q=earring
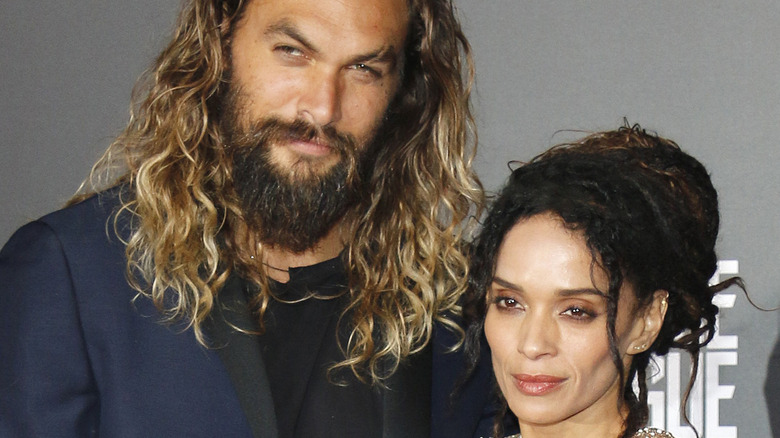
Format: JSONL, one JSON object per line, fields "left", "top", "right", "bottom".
{"left": 633, "top": 344, "right": 646, "bottom": 351}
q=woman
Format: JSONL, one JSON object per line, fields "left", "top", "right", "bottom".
{"left": 464, "top": 125, "right": 741, "bottom": 438}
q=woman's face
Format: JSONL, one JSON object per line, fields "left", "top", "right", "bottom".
{"left": 484, "top": 213, "right": 647, "bottom": 432}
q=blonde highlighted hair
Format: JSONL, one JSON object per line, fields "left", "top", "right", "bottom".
{"left": 76, "top": 0, "right": 482, "bottom": 382}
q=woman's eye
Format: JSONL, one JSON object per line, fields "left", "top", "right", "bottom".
{"left": 493, "top": 296, "right": 521, "bottom": 310}
{"left": 562, "top": 306, "right": 596, "bottom": 320}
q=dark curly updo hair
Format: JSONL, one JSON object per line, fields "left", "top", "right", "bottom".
{"left": 463, "top": 124, "right": 741, "bottom": 438}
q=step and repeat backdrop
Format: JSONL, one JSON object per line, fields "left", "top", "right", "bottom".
{"left": 2, "top": 1, "right": 778, "bottom": 436}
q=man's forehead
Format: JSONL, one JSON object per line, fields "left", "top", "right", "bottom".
{"left": 244, "top": 0, "right": 409, "bottom": 58}
{"left": 247, "top": 0, "right": 410, "bottom": 29}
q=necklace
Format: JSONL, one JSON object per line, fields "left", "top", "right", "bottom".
{"left": 262, "top": 261, "right": 289, "bottom": 273}
{"left": 247, "top": 255, "right": 290, "bottom": 273}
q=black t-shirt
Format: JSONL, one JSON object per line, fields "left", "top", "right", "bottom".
{"left": 249, "top": 256, "right": 382, "bottom": 438}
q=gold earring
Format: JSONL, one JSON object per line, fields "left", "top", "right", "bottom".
{"left": 634, "top": 344, "right": 646, "bottom": 351}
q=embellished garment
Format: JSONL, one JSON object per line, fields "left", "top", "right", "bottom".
{"left": 504, "top": 427, "right": 674, "bottom": 438}
{"left": 633, "top": 427, "right": 675, "bottom": 437}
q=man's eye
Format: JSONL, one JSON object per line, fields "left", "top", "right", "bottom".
{"left": 276, "top": 45, "right": 304, "bottom": 57}
{"left": 350, "top": 63, "right": 382, "bottom": 79}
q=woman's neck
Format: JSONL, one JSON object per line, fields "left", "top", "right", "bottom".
{"left": 517, "top": 411, "right": 625, "bottom": 438}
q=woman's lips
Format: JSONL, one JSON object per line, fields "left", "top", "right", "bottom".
{"left": 512, "top": 374, "right": 566, "bottom": 396}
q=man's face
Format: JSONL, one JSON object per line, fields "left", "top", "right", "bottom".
{"left": 225, "top": 0, "right": 409, "bottom": 252}
{"left": 228, "top": 0, "right": 409, "bottom": 176}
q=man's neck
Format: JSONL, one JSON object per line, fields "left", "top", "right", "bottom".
{"left": 260, "top": 224, "right": 345, "bottom": 283}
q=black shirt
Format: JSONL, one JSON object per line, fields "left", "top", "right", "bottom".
{"left": 248, "top": 256, "right": 382, "bottom": 438}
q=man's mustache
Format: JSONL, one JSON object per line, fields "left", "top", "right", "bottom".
{"left": 240, "top": 118, "right": 357, "bottom": 155}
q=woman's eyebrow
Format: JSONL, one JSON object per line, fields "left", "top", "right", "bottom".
{"left": 557, "top": 288, "right": 607, "bottom": 298}
{"left": 492, "top": 276, "right": 522, "bottom": 291}
{"left": 492, "top": 276, "right": 607, "bottom": 298}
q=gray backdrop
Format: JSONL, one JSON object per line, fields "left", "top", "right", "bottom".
{"left": 2, "top": 1, "right": 778, "bottom": 437}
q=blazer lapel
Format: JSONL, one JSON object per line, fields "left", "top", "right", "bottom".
{"left": 203, "top": 274, "right": 279, "bottom": 438}
{"left": 382, "top": 344, "right": 432, "bottom": 438}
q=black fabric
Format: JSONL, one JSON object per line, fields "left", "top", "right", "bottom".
{"left": 253, "top": 256, "right": 383, "bottom": 438}
{"left": 207, "top": 255, "right": 434, "bottom": 438}
{"left": 382, "top": 343, "right": 432, "bottom": 438}
{"left": 204, "top": 275, "right": 280, "bottom": 438}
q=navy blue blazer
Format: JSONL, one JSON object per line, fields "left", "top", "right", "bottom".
{"left": 0, "top": 188, "right": 494, "bottom": 437}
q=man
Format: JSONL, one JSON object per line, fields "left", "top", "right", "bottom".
{"left": 0, "top": 0, "right": 495, "bottom": 437}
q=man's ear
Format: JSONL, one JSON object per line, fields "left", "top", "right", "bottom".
{"left": 627, "top": 290, "right": 669, "bottom": 355}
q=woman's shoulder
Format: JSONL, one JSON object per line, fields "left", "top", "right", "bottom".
{"left": 633, "top": 427, "right": 675, "bottom": 437}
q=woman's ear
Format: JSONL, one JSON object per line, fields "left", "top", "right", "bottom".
{"left": 627, "top": 290, "right": 669, "bottom": 355}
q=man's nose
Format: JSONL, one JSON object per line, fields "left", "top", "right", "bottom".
{"left": 297, "top": 71, "right": 342, "bottom": 127}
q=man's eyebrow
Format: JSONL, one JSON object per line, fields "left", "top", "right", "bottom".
{"left": 350, "top": 46, "right": 399, "bottom": 68}
{"left": 265, "top": 20, "right": 320, "bottom": 55}
{"left": 265, "top": 19, "right": 400, "bottom": 68}
{"left": 491, "top": 276, "right": 607, "bottom": 298}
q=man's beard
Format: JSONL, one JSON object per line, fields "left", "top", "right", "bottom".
{"left": 224, "top": 99, "right": 368, "bottom": 254}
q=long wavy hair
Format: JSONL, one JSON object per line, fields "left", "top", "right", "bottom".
{"left": 74, "top": 0, "right": 482, "bottom": 383}
{"left": 464, "top": 124, "right": 741, "bottom": 437}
